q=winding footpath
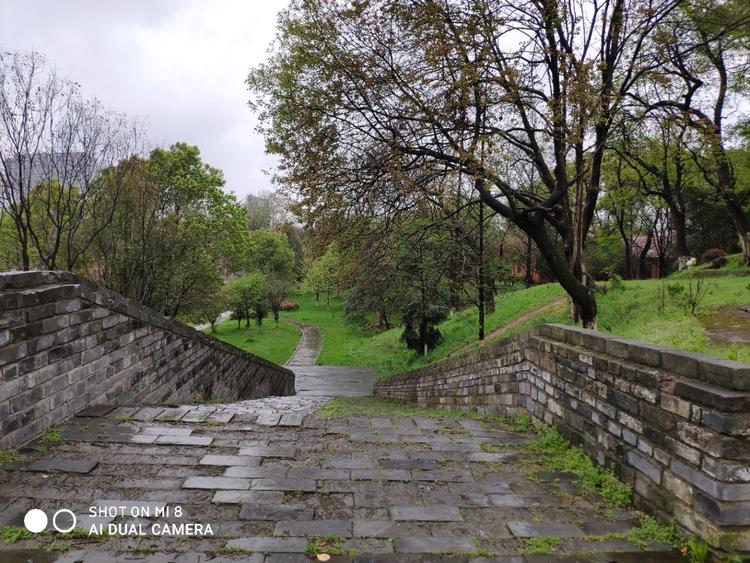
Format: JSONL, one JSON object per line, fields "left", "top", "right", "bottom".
{"left": 284, "top": 319, "right": 324, "bottom": 366}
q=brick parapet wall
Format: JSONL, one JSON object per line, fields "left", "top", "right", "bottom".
{"left": 0, "top": 270, "right": 295, "bottom": 449}
{"left": 375, "top": 323, "right": 750, "bottom": 553}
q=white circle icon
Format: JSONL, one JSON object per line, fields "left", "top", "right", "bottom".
{"left": 52, "top": 509, "right": 77, "bottom": 533}
{"left": 24, "top": 509, "right": 48, "bottom": 533}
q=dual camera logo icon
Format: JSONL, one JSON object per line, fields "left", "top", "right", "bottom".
{"left": 24, "top": 508, "right": 77, "bottom": 533}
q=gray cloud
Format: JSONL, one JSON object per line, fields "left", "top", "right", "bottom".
{"left": 0, "top": 0, "right": 287, "bottom": 198}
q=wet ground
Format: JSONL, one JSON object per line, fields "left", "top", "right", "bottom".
{"left": 0, "top": 383, "right": 679, "bottom": 562}
{"left": 0, "top": 328, "right": 680, "bottom": 561}
{"left": 700, "top": 304, "right": 750, "bottom": 346}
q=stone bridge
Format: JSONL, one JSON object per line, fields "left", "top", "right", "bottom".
{"left": 0, "top": 271, "right": 748, "bottom": 561}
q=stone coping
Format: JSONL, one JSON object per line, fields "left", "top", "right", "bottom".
{"left": 0, "top": 270, "right": 294, "bottom": 378}
{"left": 539, "top": 323, "right": 750, "bottom": 391}
{"left": 377, "top": 321, "right": 749, "bottom": 392}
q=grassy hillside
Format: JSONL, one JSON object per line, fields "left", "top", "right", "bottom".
{"left": 670, "top": 253, "right": 750, "bottom": 279}
{"left": 282, "top": 274, "right": 750, "bottom": 376}
{"left": 205, "top": 318, "right": 301, "bottom": 365}
{"left": 282, "top": 285, "right": 565, "bottom": 376}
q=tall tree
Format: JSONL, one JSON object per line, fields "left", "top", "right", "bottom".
{"left": 633, "top": 0, "right": 750, "bottom": 262}
{"left": 0, "top": 51, "right": 141, "bottom": 271}
{"left": 249, "top": 0, "right": 680, "bottom": 327}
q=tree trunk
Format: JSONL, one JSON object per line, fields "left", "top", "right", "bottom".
{"left": 527, "top": 217, "right": 597, "bottom": 328}
{"left": 725, "top": 197, "right": 750, "bottom": 265}
{"left": 484, "top": 273, "right": 495, "bottom": 315}
{"left": 616, "top": 214, "right": 632, "bottom": 280}
{"left": 670, "top": 204, "right": 690, "bottom": 258}
{"left": 477, "top": 199, "right": 485, "bottom": 341}
{"left": 525, "top": 233, "right": 533, "bottom": 286}
{"left": 638, "top": 230, "right": 654, "bottom": 279}
{"left": 477, "top": 191, "right": 598, "bottom": 328}
{"left": 622, "top": 240, "right": 632, "bottom": 280}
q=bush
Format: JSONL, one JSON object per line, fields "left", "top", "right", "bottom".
{"left": 280, "top": 300, "right": 300, "bottom": 311}
{"left": 700, "top": 247, "right": 726, "bottom": 264}
{"left": 401, "top": 302, "right": 447, "bottom": 355}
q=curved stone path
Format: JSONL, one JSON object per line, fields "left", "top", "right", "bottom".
{"left": 284, "top": 319, "right": 323, "bottom": 366}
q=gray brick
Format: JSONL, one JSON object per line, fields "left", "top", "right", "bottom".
{"left": 507, "top": 521, "right": 583, "bottom": 537}
{"left": 225, "top": 537, "right": 308, "bottom": 553}
{"left": 274, "top": 519, "right": 352, "bottom": 537}
{"left": 390, "top": 505, "right": 463, "bottom": 521}
{"left": 182, "top": 476, "right": 251, "bottom": 490}
{"left": 393, "top": 537, "right": 476, "bottom": 554}
{"left": 626, "top": 450, "right": 662, "bottom": 484}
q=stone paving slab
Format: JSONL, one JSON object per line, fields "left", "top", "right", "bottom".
{"left": 507, "top": 520, "right": 584, "bottom": 538}
{"left": 390, "top": 505, "right": 463, "bottom": 522}
{"left": 225, "top": 537, "right": 308, "bottom": 553}
{"left": 155, "top": 435, "right": 213, "bottom": 446}
{"left": 239, "top": 503, "right": 313, "bottom": 521}
{"left": 27, "top": 458, "right": 98, "bottom": 474}
{"left": 199, "top": 455, "right": 260, "bottom": 466}
{"left": 0, "top": 393, "right": 682, "bottom": 561}
{"left": 250, "top": 478, "right": 316, "bottom": 492}
{"left": 223, "top": 465, "right": 286, "bottom": 479}
{"left": 182, "top": 476, "right": 251, "bottom": 490}
{"left": 238, "top": 446, "right": 296, "bottom": 458}
{"left": 211, "top": 490, "right": 283, "bottom": 504}
{"left": 393, "top": 536, "right": 477, "bottom": 553}
{"left": 76, "top": 404, "right": 117, "bottom": 418}
{"left": 274, "top": 519, "right": 353, "bottom": 537}
{"left": 140, "top": 426, "right": 194, "bottom": 436}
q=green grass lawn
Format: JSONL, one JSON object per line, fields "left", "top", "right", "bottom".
{"left": 584, "top": 276, "right": 750, "bottom": 363}
{"left": 280, "top": 272, "right": 750, "bottom": 376}
{"left": 205, "top": 318, "right": 301, "bottom": 365}
{"left": 481, "top": 275, "right": 750, "bottom": 363}
{"left": 281, "top": 284, "right": 565, "bottom": 376}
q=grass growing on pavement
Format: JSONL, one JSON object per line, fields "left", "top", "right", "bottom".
{"left": 32, "top": 426, "right": 62, "bottom": 452}
{"left": 305, "top": 535, "right": 345, "bottom": 556}
{"left": 627, "top": 513, "right": 680, "bottom": 549}
{"left": 318, "top": 396, "right": 535, "bottom": 433}
{"left": 1, "top": 527, "right": 34, "bottom": 543}
{"left": 0, "top": 450, "right": 22, "bottom": 467}
{"left": 206, "top": 317, "right": 301, "bottom": 365}
{"left": 522, "top": 536, "right": 561, "bottom": 554}
{"left": 525, "top": 426, "right": 632, "bottom": 508}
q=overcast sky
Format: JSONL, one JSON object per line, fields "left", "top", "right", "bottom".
{"left": 0, "top": 0, "right": 289, "bottom": 199}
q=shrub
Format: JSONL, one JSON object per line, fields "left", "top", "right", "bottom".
{"left": 280, "top": 300, "right": 300, "bottom": 311}
{"left": 401, "top": 302, "right": 447, "bottom": 355}
{"left": 700, "top": 247, "right": 725, "bottom": 264}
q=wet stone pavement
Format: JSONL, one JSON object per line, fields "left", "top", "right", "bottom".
{"left": 0, "top": 389, "right": 682, "bottom": 562}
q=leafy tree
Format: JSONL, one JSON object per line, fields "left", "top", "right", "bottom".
{"left": 0, "top": 51, "right": 140, "bottom": 272}
{"left": 227, "top": 273, "right": 266, "bottom": 332}
{"left": 246, "top": 190, "right": 290, "bottom": 230}
{"left": 265, "top": 276, "right": 288, "bottom": 323}
{"left": 192, "top": 281, "right": 226, "bottom": 333}
{"left": 344, "top": 252, "right": 410, "bottom": 330}
{"left": 401, "top": 302, "right": 448, "bottom": 356}
{"left": 243, "top": 229, "right": 296, "bottom": 281}
{"left": 303, "top": 247, "right": 343, "bottom": 308}
{"left": 638, "top": 0, "right": 750, "bottom": 263}
{"left": 249, "top": 0, "right": 682, "bottom": 328}
{"left": 276, "top": 221, "right": 305, "bottom": 280}
{"left": 89, "top": 144, "right": 247, "bottom": 319}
